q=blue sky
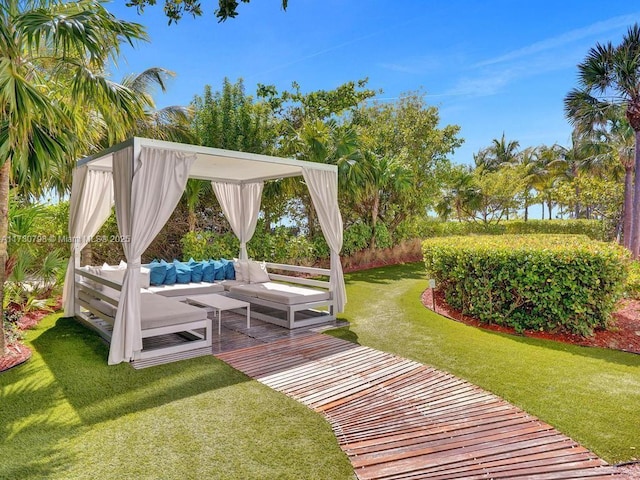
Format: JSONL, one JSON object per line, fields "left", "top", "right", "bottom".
{"left": 107, "top": 0, "right": 639, "bottom": 166}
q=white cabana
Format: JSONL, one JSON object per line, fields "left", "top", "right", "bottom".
{"left": 63, "top": 137, "right": 347, "bottom": 365}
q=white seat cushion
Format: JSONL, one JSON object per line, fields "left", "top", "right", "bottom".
{"left": 78, "top": 290, "right": 206, "bottom": 329}
{"left": 229, "top": 282, "right": 330, "bottom": 306}
{"left": 139, "top": 293, "right": 206, "bottom": 329}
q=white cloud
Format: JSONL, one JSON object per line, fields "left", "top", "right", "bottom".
{"left": 475, "top": 13, "right": 638, "bottom": 68}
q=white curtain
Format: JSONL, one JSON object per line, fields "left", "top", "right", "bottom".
{"left": 62, "top": 165, "right": 114, "bottom": 316}
{"left": 302, "top": 168, "right": 347, "bottom": 312}
{"left": 109, "top": 146, "right": 195, "bottom": 365}
{"left": 212, "top": 181, "right": 263, "bottom": 260}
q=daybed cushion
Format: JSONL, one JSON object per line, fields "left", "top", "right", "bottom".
{"left": 139, "top": 293, "right": 206, "bottom": 330}
{"left": 78, "top": 290, "right": 206, "bottom": 329}
{"left": 147, "top": 282, "right": 224, "bottom": 297}
{"left": 211, "top": 260, "right": 226, "bottom": 281}
{"left": 229, "top": 282, "right": 330, "bottom": 306}
{"left": 219, "top": 280, "right": 246, "bottom": 291}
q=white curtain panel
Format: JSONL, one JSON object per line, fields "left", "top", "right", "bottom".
{"left": 62, "top": 165, "right": 114, "bottom": 316}
{"left": 212, "top": 181, "right": 264, "bottom": 260}
{"left": 109, "top": 146, "right": 196, "bottom": 365}
{"left": 302, "top": 168, "right": 347, "bottom": 312}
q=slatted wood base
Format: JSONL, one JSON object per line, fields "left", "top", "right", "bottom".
{"left": 216, "top": 334, "right": 620, "bottom": 480}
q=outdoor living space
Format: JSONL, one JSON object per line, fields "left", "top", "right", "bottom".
{"left": 65, "top": 137, "right": 347, "bottom": 368}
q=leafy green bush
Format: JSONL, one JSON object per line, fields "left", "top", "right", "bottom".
{"left": 343, "top": 222, "right": 371, "bottom": 256}
{"left": 181, "top": 223, "right": 315, "bottom": 264}
{"left": 625, "top": 261, "right": 640, "bottom": 299}
{"left": 180, "top": 231, "right": 238, "bottom": 260}
{"left": 413, "top": 218, "right": 607, "bottom": 241}
{"left": 423, "top": 235, "right": 628, "bottom": 335}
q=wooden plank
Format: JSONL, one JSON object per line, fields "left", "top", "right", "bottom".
{"left": 214, "top": 332, "right": 620, "bottom": 480}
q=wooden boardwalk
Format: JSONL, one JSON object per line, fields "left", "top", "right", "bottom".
{"left": 217, "top": 333, "right": 620, "bottom": 480}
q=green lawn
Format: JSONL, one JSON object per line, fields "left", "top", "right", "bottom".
{"left": 328, "top": 262, "right": 640, "bottom": 464}
{"left": 0, "top": 315, "right": 354, "bottom": 480}
{"left": 2, "top": 262, "right": 638, "bottom": 478}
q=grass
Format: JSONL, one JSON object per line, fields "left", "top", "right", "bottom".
{"left": 0, "top": 315, "right": 354, "bottom": 480}
{"left": 327, "top": 262, "right": 640, "bottom": 464}
{"left": 2, "top": 262, "right": 638, "bottom": 477}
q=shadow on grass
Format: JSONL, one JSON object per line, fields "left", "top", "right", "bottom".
{"left": 425, "top": 306, "right": 640, "bottom": 369}
{"left": 324, "top": 325, "right": 360, "bottom": 345}
{"left": 28, "top": 316, "right": 250, "bottom": 424}
{"left": 496, "top": 328, "right": 640, "bottom": 368}
{"left": 1, "top": 315, "right": 252, "bottom": 479}
{"left": 344, "top": 262, "right": 425, "bottom": 285}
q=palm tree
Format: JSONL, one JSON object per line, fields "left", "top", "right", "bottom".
{"left": 480, "top": 134, "right": 520, "bottom": 171}
{"left": 564, "top": 23, "right": 640, "bottom": 256}
{"left": 122, "top": 67, "right": 193, "bottom": 143}
{"left": 0, "top": 0, "right": 147, "bottom": 354}
{"left": 282, "top": 118, "right": 360, "bottom": 237}
{"left": 346, "top": 152, "right": 412, "bottom": 250}
{"left": 435, "top": 166, "right": 480, "bottom": 222}
{"left": 580, "top": 113, "right": 634, "bottom": 246}
{"left": 510, "top": 147, "right": 538, "bottom": 221}
{"left": 531, "top": 145, "right": 564, "bottom": 220}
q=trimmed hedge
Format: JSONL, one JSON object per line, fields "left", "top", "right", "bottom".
{"left": 423, "top": 235, "right": 629, "bottom": 335}
{"left": 414, "top": 219, "right": 607, "bottom": 241}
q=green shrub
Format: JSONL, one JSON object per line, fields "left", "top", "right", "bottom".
{"left": 625, "top": 261, "right": 640, "bottom": 299}
{"left": 180, "top": 231, "right": 238, "bottom": 260}
{"left": 415, "top": 218, "right": 607, "bottom": 241}
{"left": 374, "top": 223, "right": 393, "bottom": 249}
{"left": 181, "top": 224, "right": 315, "bottom": 264}
{"left": 423, "top": 235, "right": 629, "bottom": 336}
{"left": 343, "top": 222, "right": 371, "bottom": 256}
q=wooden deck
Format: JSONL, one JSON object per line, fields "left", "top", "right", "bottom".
{"left": 217, "top": 334, "right": 620, "bottom": 480}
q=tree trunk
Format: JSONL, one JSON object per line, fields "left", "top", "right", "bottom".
{"left": 370, "top": 195, "right": 379, "bottom": 251}
{"left": 0, "top": 159, "right": 10, "bottom": 355}
{"left": 631, "top": 130, "right": 640, "bottom": 258}
{"left": 547, "top": 199, "right": 552, "bottom": 220}
{"left": 623, "top": 166, "right": 634, "bottom": 249}
{"left": 541, "top": 201, "right": 545, "bottom": 220}
{"left": 188, "top": 208, "right": 196, "bottom": 233}
{"left": 81, "top": 243, "right": 93, "bottom": 266}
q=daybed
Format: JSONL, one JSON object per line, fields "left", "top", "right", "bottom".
{"left": 226, "top": 261, "right": 335, "bottom": 329}
{"left": 74, "top": 266, "right": 213, "bottom": 367}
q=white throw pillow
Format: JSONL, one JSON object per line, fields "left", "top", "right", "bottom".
{"left": 81, "top": 265, "right": 103, "bottom": 292}
{"left": 248, "top": 260, "right": 270, "bottom": 283}
{"left": 99, "top": 262, "right": 151, "bottom": 288}
{"left": 232, "top": 259, "right": 250, "bottom": 283}
{"left": 100, "top": 263, "right": 126, "bottom": 284}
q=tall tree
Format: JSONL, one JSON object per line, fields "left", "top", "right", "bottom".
{"left": 123, "top": 68, "right": 193, "bottom": 143}
{"left": 192, "top": 78, "right": 278, "bottom": 154}
{"left": 352, "top": 91, "right": 462, "bottom": 236}
{"left": 481, "top": 133, "right": 520, "bottom": 171}
{"left": 0, "top": 0, "right": 147, "bottom": 355}
{"left": 564, "top": 23, "right": 640, "bottom": 256}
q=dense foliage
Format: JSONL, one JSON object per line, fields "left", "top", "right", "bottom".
{"left": 413, "top": 219, "right": 608, "bottom": 241}
{"left": 423, "top": 235, "right": 629, "bottom": 335}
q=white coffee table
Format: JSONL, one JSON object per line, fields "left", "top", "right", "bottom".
{"left": 186, "top": 294, "right": 250, "bottom": 335}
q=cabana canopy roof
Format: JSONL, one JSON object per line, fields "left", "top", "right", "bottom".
{"left": 79, "top": 137, "right": 336, "bottom": 183}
